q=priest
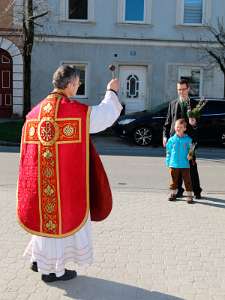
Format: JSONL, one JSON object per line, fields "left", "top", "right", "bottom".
{"left": 17, "top": 65, "right": 122, "bottom": 282}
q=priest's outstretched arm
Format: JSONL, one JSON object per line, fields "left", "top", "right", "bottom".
{"left": 90, "top": 79, "right": 122, "bottom": 134}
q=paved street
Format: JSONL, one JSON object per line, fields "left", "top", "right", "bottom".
{"left": 0, "top": 136, "right": 225, "bottom": 300}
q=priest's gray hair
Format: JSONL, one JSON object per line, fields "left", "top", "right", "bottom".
{"left": 52, "top": 65, "right": 80, "bottom": 89}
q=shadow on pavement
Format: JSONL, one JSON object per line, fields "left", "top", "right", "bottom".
{"left": 194, "top": 196, "right": 225, "bottom": 208}
{"left": 50, "top": 275, "right": 184, "bottom": 300}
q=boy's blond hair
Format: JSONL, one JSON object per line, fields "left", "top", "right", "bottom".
{"left": 175, "top": 118, "right": 187, "bottom": 128}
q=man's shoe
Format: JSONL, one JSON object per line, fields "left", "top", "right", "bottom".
{"left": 168, "top": 194, "right": 176, "bottom": 201}
{"left": 176, "top": 188, "right": 184, "bottom": 198}
{"left": 31, "top": 261, "right": 38, "bottom": 272}
{"left": 42, "top": 269, "right": 77, "bottom": 283}
{"left": 195, "top": 194, "right": 201, "bottom": 199}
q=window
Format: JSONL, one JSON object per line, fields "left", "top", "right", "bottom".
{"left": 125, "top": 0, "right": 144, "bottom": 22}
{"left": 201, "top": 101, "right": 225, "bottom": 115}
{"left": 126, "top": 74, "right": 139, "bottom": 98}
{"left": 5, "top": 94, "right": 12, "bottom": 106}
{"left": 76, "top": 64, "right": 86, "bottom": 97}
{"left": 178, "top": 67, "right": 202, "bottom": 97}
{"left": 176, "top": 0, "right": 211, "bottom": 26}
{"left": 62, "top": 63, "right": 88, "bottom": 98}
{"left": 118, "top": 0, "right": 152, "bottom": 24}
{"left": 60, "top": 0, "right": 95, "bottom": 22}
{"left": 2, "top": 71, "right": 11, "bottom": 88}
{"left": 184, "top": 0, "right": 203, "bottom": 24}
{"left": 2, "top": 55, "right": 11, "bottom": 63}
{"left": 69, "top": 0, "right": 88, "bottom": 20}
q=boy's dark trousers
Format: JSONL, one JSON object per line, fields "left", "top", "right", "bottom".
{"left": 177, "top": 158, "right": 202, "bottom": 196}
{"left": 170, "top": 168, "right": 192, "bottom": 192}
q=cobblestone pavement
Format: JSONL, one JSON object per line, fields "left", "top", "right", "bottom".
{"left": 0, "top": 147, "right": 225, "bottom": 300}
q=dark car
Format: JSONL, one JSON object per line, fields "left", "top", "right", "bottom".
{"left": 113, "top": 98, "right": 225, "bottom": 146}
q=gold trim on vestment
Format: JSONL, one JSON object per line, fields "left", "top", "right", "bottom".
{"left": 55, "top": 117, "right": 81, "bottom": 121}
{"left": 86, "top": 107, "right": 91, "bottom": 216}
{"left": 55, "top": 97, "right": 62, "bottom": 235}
{"left": 38, "top": 142, "right": 43, "bottom": 232}
{"left": 56, "top": 144, "right": 62, "bottom": 234}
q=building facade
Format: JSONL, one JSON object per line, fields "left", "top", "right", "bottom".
{"left": 0, "top": 0, "right": 24, "bottom": 118}
{"left": 31, "top": 0, "right": 225, "bottom": 113}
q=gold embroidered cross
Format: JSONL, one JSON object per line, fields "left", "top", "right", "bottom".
{"left": 23, "top": 95, "right": 82, "bottom": 235}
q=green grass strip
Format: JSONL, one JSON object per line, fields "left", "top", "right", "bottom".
{"left": 0, "top": 120, "right": 24, "bottom": 142}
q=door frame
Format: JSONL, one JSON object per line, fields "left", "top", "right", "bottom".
{"left": 0, "top": 38, "right": 23, "bottom": 117}
{"left": 0, "top": 48, "right": 13, "bottom": 117}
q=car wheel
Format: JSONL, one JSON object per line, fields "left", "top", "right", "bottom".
{"left": 133, "top": 127, "right": 153, "bottom": 146}
{"left": 221, "top": 131, "right": 225, "bottom": 146}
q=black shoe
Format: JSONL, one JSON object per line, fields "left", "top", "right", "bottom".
{"left": 195, "top": 194, "right": 201, "bottom": 199}
{"left": 176, "top": 188, "right": 184, "bottom": 198}
{"left": 42, "top": 269, "right": 77, "bottom": 283}
{"left": 31, "top": 261, "right": 38, "bottom": 272}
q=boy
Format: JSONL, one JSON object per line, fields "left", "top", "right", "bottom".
{"left": 166, "top": 119, "right": 194, "bottom": 204}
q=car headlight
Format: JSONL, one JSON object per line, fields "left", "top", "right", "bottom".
{"left": 118, "top": 118, "right": 136, "bottom": 125}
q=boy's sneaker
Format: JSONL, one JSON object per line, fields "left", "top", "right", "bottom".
{"left": 187, "top": 197, "right": 194, "bottom": 204}
{"left": 168, "top": 194, "right": 176, "bottom": 201}
{"left": 187, "top": 191, "right": 194, "bottom": 204}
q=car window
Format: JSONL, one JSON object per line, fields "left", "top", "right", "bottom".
{"left": 159, "top": 107, "right": 169, "bottom": 116}
{"left": 201, "top": 101, "right": 225, "bottom": 115}
{"left": 151, "top": 103, "right": 169, "bottom": 115}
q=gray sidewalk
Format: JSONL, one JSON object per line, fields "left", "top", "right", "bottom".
{"left": 0, "top": 143, "right": 225, "bottom": 300}
{"left": 1, "top": 188, "right": 225, "bottom": 300}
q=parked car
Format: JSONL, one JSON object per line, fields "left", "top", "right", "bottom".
{"left": 113, "top": 98, "right": 225, "bottom": 146}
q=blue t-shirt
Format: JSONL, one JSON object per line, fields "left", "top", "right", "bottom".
{"left": 166, "top": 134, "right": 192, "bottom": 168}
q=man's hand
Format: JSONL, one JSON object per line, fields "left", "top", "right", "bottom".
{"left": 189, "top": 117, "right": 197, "bottom": 126}
{"left": 163, "top": 137, "right": 167, "bottom": 148}
{"left": 107, "top": 79, "right": 119, "bottom": 93}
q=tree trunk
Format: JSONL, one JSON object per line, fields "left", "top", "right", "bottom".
{"left": 23, "top": 0, "right": 34, "bottom": 118}
{"left": 23, "top": 53, "right": 32, "bottom": 117}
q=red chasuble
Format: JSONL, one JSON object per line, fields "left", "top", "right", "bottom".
{"left": 17, "top": 93, "right": 112, "bottom": 238}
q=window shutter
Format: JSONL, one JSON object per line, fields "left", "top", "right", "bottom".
{"left": 184, "top": 0, "right": 203, "bottom": 24}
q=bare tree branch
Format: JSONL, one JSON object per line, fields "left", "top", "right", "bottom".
{"left": 199, "top": 17, "right": 225, "bottom": 96}
{"left": 33, "top": 22, "right": 44, "bottom": 27}
{"left": 28, "top": 10, "right": 48, "bottom": 21}
{"left": 205, "top": 48, "right": 225, "bottom": 74}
